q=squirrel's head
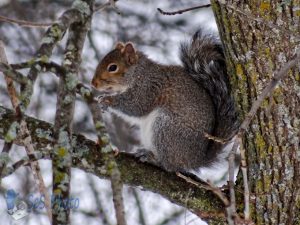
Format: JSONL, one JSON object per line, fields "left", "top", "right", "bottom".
{"left": 91, "top": 42, "right": 138, "bottom": 94}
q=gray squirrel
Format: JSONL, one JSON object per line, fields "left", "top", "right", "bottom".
{"left": 91, "top": 31, "right": 239, "bottom": 174}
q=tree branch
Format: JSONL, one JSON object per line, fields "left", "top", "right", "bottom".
{"left": 0, "top": 105, "right": 226, "bottom": 223}
{"left": 0, "top": 15, "right": 52, "bottom": 28}
{"left": 85, "top": 82, "right": 127, "bottom": 224}
{"left": 19, "top": 8, "right": 83, "bottom": 112}
{"left": 0, "top": 41, "right": 53, "bottom": 223}
{"left": 51, "top": 0, "right": 94, "bottom": 224}
{"left": 157, "top": 4, "right": 211, "bottom": 16}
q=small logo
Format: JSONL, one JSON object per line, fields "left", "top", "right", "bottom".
{"left": 4, "top": 189, "right": 80, "bottom": 221}
{"left": 5, "top": 189, "right": 28, "bottom": 220}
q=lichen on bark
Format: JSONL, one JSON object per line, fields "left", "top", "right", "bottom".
{"left": 211, "top": 1, "right": 300, "bottom": 224}
{"left": 0, "top": 105, "right": 226, "bottom": 224}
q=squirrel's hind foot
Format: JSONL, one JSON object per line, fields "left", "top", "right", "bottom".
{"left": 134, "top": 148, "right": 158, "bottom": 165}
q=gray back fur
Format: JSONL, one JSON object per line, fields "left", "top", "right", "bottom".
{"left": 180, "top": 31, "right": 239, "bottom": 158}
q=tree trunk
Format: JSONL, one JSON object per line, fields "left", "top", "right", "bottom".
{"left": 211, "top": 0, "right": 300, "bottom": 224}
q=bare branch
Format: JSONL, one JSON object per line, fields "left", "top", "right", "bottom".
{"left": 110, "top": 160, "right": 127, "bottom": 225}
{"left": 132, "top": 188, "right": 147, "bottom": 225}
{"left": 156, "top": 210, "right": 184, "bottom": 225}
{"left": 85, "top": 85, "right": 127, "bottom": 225}
{"left": 88, "top": 176, "right": 113, "bottom": 225}
{"left": 0, "top": 15, "right": 53, "bottom": 28}
{"left": 94, "top": 2, "right": 110, "bottom": 11}
{"left": 0, "top": 41, "right": 19, "bottom": 108}
{"left": 51, "top": 0, "right": 94, "bottom": 224}
{"left": 19, "top": 8, "right": 83, "bottom": 113}
{"left": 10, "top": 60, "right": 66, "bottom": 73}
{"left": 1, "top": 151, "right": 51, "bottom": 178}
{"left": 204, "top": 132, "right": 230, "bottom": 144}
{"left": 1, "top": 15, "right": 90, "bottom": 221}
{"left": 95, "top": 0, "right": 120, "bottom": 14}
{"left": 20, "top": 120, "right": 53, "bottom": 222}
{"left": 0, "top": 41, "right": 17, "bottom": 183}
{"left": 176, "top": 172, "right": 229, "bottom": 207}
{"left": 227, "top": 138, "right": 240, "bottom": 224}
{"left": 0, "top": 142, "right": 13, "bottom": 180}
{"left": 0, "top": 41, "right": 53, "bottom": 223}
{"left": 0, "top": 62, "right": 28, "bottom": 85}
{"left": 240, "top": 142, "right": 250, "bottom": 221}
{"left": 157, "top": 4, "right": 211, "bottom": 16}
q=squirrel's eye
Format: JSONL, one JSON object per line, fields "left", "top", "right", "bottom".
{"left": 107, "top": 64, "right": 118, "bottom": 72}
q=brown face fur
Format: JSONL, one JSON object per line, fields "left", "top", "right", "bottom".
{"left": 91, "top": 42, "right": 138, "bottom": 94}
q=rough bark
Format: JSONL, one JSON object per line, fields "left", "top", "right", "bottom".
{"left": 211, "top": 1, "right": 300, "bottom": 224}
{"left": 51, "top": 0, "right": 94, "bottom": 224}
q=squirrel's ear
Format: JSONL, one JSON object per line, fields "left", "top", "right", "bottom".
{"left": 123, "top": 42, "right": 138, "bottom": 65}
{"left": 115, "top": 42, "right": 125, "bottom": 50}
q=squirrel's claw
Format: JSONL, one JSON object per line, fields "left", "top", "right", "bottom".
{"left": 96, "top": 95, "right": 113, "bottom": 110}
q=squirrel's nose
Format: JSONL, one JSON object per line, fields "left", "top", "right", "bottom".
{"left": 91, "top": 77, "right": 100, "bottom": 88}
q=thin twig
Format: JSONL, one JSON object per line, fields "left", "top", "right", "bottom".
{"left": 19, "top": 8, "right": 83, "bottom": 115}
{"left": 176, "top": 172, "right": 230, "bottom": 206}
{"left": 20, "top": 120, "right": 53, "bottom": 222}
{"left": 86, "top": 93, "right": 127, "bottom": 225}
{"left": 9, "top": 60, "right": 67, "bottom": 75}
{"left": 1, "top": 151, "right": 51, "bottom": 178}
{"left": 0, "top": 42, "right": 16, "bottom": 186}
{"left": 88, "top": 176, "right": 113, "bottom": 225}
{"left": 2, "top": 16, "right": 82, "bottom": 222}
{"left": 177, "top": 172, "right": 244, "bottom": 224}
{"left": 0, "top": 41, "right": 19, "bottom": 108}
{"left": 0, "top": 41, "right": 53, "bottom": 223}
{"left": 132, "top": 188, "right": 147, "bottom": 225}
{"left": 240, "top": 141, "right": 250, "bottom": 221}
{"left": 95, "top": 0, "right": 120, "bottom": 14}
{"left": 110, "top": 162, "right": 127, "bottom": 225}
{"left": 0, "top": 142, "right": 13, "bottom": 181}
{"left": 94, "top": 2, "right": 110, "bottom": 11}
{"left": 204, "top": 132, "right": 231, "bottom": 144}
{"left": 157, "top": 4, "right": 211, "bottom": 16}
{"left": 0, "top": 62, "right": 28, "bottom": 85}
{"left": 227, "top": 137, "right": 240, "bottom": 224}
{"left": 80, "top": 68, "right": 127, "bottom": 225}
{"left": 0, "top": 41, "right": 18, "bottom": 184}
{"left": 156, "top": 210, "right": 184, "bottom": 225}
{"left": 0, "top": 15, "right": 53, "bottom": 28}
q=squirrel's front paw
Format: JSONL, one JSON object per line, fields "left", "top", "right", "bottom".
{"left": 96, "top": 95, "right": 113, "bottom": 110}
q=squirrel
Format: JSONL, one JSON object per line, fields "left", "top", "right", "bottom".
{"left": 91, "top": 31, "right": 239, "bottom": 174}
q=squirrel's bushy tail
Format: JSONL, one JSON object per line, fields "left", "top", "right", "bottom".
{"left": 180, "top": 31, "right": 239, "bottom": 159}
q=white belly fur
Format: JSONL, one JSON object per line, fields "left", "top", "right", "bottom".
{"left": 108, "top": 108, "right": 160, "bottom": 154}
